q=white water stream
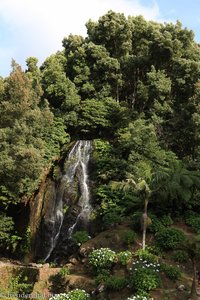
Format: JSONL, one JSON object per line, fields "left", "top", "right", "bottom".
{"left": 44, "top": 140, "right": 92, "bottom": 261}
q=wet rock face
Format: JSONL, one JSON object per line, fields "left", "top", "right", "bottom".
{"left": 32, "top": 141, "right": 92, "bottom": 263}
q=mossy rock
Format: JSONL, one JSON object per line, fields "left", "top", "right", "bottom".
{"left": 79, "top": 225, "right": 136, "bottom": 257}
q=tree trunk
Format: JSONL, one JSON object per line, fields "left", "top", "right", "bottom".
{"left": 142, "top": 198, "right": 148, "bottom": 250}
{"left": 190, "top": 259, "right": 197, "bottom": 296}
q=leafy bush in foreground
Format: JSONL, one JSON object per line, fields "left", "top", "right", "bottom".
{"left": 117, "top": 250, "right": 132, "bottom": 265}
{"left": 88, "top": 248, "right": 116, "bottom": 273}
{"left": 49, "top": 289, "right": 90, "bottom": 300}
{"left": 129, "top": 259, "right": 161, "bottom": 292}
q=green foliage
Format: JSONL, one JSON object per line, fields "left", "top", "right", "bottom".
{"left": 59, "top": 267, "right": 71, "bottom": 277}
{"left": 149, "top": 214, "right": 173, "bottom": 233}
{"left": 182, "top": 235, "right": 200, "bottom": 262}
{"left": 117, "top": 251, "right": 132, "bottom": 265}
{"left": 2, "top": 10, "right": 200, "bottom": 268}
{"left": 49, "top": 289, "right": 91, "bottom": 300}
{"left": 102, "top": 203, "right": 124, "bottom": 227}
{"left": 95, "top": 269, "right": 111, "bottom": 285}
{"left": 92, "top": 139, "right": 127, "bottom": 182}
{"left": 185, "top": 212, "right": 200, "bottom": 233}
{"left": 122, "top": 230, "right": 137, "bottom": 246}
{"left": 8, "top": 271, "right": 33, "bottom": 295}
{"left": 41, "top": 53, "right": 80, "bottom": 113}
{"left": 0, "top": 62, "right": 56, "bottom": 205}
{"left": 172, "top": 250, "right": 189, "bottom": 263}
{"left": 161, "top": 263, "right": 181, "bottom": 282}
{"left": 72, "top": 231, "right": 90, "bottom": 245}
{"left": 135, "top": 248, "right": 158, "bottom": 263}
{"left": 155, "top": 227, "right": 186, "bottom": 250}
{"left": 160, "top": 215, "right": 173, "bottom": 227}
{"left": 104, "top": 275, "right": 128, "bottom": 290}
{"left": 43, "top": 116, "right": 69, "bottom": 159}
{"left": 77, "top": 99, "right": 110, "bottom": 134}
{"left": 20, "top": 226, "right": 31, "bottom": 255}
{"left": 132, "top": 212, "right": 143, "bottom": 231}
{"left": 0, "top": 214, "right": 14, "bottom": 245}
{"left": 0, "top": 214, "right": 21, "bottom": 252}
{"left": 127, "top": 294, "right": 153, "bottom": 300}
{"left": 129, "top": 259, "right": 161, "bottom": 292}
{"left": 88, "top": 248, "right": 116, "bottom": 273}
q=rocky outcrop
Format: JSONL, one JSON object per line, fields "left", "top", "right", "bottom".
{"left": 29, "top": 141, "right": 93, "bottom": 263}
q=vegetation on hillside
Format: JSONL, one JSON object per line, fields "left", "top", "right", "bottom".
{"left": 1, "top": 10, "right": 200, "bottom": 299}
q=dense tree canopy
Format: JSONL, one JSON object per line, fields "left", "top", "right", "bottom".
{"left": 1, "top": 11, "right": 200, "bottom": 258}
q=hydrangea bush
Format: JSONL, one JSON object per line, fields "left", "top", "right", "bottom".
{"left": 117, "top": 250, "right": 132, "bottom": 265}
{"left": 127, "top": 296, "right": 154, "bottom": 300}
{"left": 88, "top": 248, "right": 116, "bottom": 273}
{"left": 135, "top": 248, "right": 158, "bottom": 263}
{"left": 129, "top": 259, "right": 161, "bottom": 292}
{"left": 49, "top": 289, "right": 90, "bottom": 300}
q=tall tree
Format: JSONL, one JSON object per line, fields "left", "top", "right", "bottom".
{"left": 0, "top": 61, "right": 53, "bottom": 205}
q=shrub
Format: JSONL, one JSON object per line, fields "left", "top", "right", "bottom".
{"left": 172, "top": 250, "right": 189, "bottom": 263}
{"left": 59, "top": 267, "right": 70, "bottom": 277}
{"left": 127, "top": 295, "right": 154, "bottom": 300}
{"left": 161, "top": 215, "right": 173, "bottom": 227}
{"left": 0, "top": 214, "right": 14, "bottom": 241}
{"left": 135, "top": 248, "right": 158, "bottom": 263}
{"left": 8, "top": 272, "right": 33, "bottom": 295}
{"left": 88, "top": 248, "right": 116, "bottom": 273}
{"left": 148, "top": 215, "right": 164, "bottom": 233}
{"left": 161, "top": 264, "right": 181, "bottom": 282}
{"left": 49, "top": 289, "right": 90, "bottom": 300}
{"left": 72, "top": 231, "right": 90, "bottom": 245}
{"left": 149, "top": 214, "right": 173, "bottom": 233}
{"left": 95, "top": 270, "right": 110, "bottom": 285}
{"left": 0, "top": 214, "right": 15, "bottom": 250}
{"left": 102, "top": 206, "right": 124, "bottom": 227}
{"left": 155, "top": 228, "right": 185, "bottom": 250}
{"left": 129, "top": 259, "right": 160, "bottom": 292}
{"left": 185, "top": 214, "right": 200, "bottom": 233}
{"left": 117, "top": 251, "right": 132, "bottom": 265}
{"left": 122, "top": 230, "right": 137, "bottom": 245}
{"left": 105, "top": 275, "right": 128, "bottom": 290}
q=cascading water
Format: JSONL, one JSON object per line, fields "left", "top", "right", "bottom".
{"left": 42, "top": 140, "right": 92, "bottom": 262}
{"left": 66, "top": 141, "right": 92, "bottom": 238}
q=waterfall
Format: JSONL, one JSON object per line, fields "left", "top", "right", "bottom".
{"left": 43, "top": 140, "right": 92, "bottom": 261}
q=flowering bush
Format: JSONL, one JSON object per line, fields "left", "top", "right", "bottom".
{"left": 127, "top": 294, "right": 154, "bottom": 300}
{"left": 129, "top": 259, "right": 161, "bottom": 292}
{"left": 135, "top": 248, "right": 157, "bottom": 263}
{"left": 117, "top": 250, "right": 132, "bottom": 265}
{"left": 88, "top": 248, "right": 116, "bottom": 273}
{"left": 49, "top": 289, "right": 90, "bottom": 300}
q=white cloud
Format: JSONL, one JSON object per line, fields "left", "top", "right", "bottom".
{"left": 0, "top": 0, "right": 160, "bottom": 76}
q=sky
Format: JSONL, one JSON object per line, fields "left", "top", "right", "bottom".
{"left": 0, "top": 0, "right": 200, "bottom": 77}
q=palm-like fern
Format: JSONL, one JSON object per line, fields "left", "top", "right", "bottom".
{"left": 111, "top": 161, "right": 200, "bottom": 249}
